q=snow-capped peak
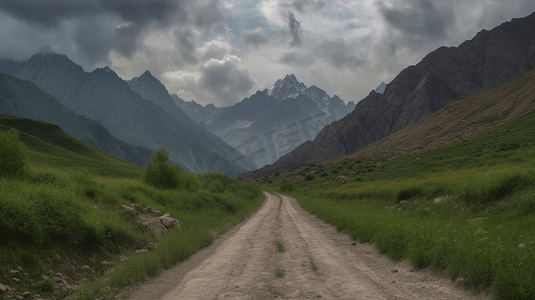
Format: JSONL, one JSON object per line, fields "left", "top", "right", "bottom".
{"left": 268, "top": 74, "right": 308, "bottom": 100}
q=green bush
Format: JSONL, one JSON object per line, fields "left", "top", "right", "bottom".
{"left": 179, "top": 173, "right": 201, "bottom": 192}
{"left": 0, "top": 129, "right": 27, "bottom": 178}
{"left": 396, "top": 186, "right": 424, "bottom": 203}
{"left": 143, "top": 148, "right": 180, "bottom": 189}
{"left": 201, "top": 171, "right": 235, "bottom": 193}
{"left": 280, "top": 179, "right": 295, "bottom": 192}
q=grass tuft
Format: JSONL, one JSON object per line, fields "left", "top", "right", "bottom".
{"left": 310, "top": 258, "right": 318, "bottom": 270}
{"left": 276, "top": 240, "right": 285, "bottom": 252}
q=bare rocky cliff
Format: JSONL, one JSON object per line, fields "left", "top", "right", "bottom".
{"left": 241, "top": 11, "right": 535, "bottom": 178}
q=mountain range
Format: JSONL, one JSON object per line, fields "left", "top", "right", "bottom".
{"left": 241, "top": 11, "right": 535, "bottom": 178}
{"left": 0, "top": 71, "right": 153, "bottom": 166}
{"left": 0, "top": 51, "right": 249, "bottom": 175}
{"left": 174, "top": 74, "right": 355, "bottom": 169}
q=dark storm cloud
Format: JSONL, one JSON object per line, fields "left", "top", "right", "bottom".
{"left": 0, "top": 0, "right": 182, "bottom": 28}
{"left": 291, "top": 0, "right": 326, "bottom": 13}
{"left": 377, "top": 0, "right": 455, "bottom": 40}
{"left": 0, "top": 0, "right": 228, "bottom": 65}
{"left": 193, "top": 0, "right": 227, "bottom": 29}
{"left": 199, "top": 57, "right": 255, "bottom": 106}
{"left": 279, "top": 50, "right": 315, "bottom": 66}
{"left": 174, "top": 28, "right": 199, "bottom": 65}
{"left": 242, "top": 28, "right": 270, "bottom": 48}
{"left": 313, "top": 38, "right": 362, "bottom": 69}
{"left": 0, "top": 0, "right": 99, "bottom": 28}
{"left": 100, "top": 0, "right": 184, "bottom": 26}
{"left": 288, "top": 11, "right": 302, "bottom": 47}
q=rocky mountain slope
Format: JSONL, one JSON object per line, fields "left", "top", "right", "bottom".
{"left": 0, "top": 51, "right": 249, "bottom": 175}
{"left": 241, "top": 11, "right": 535, "bottom": 178}
{"left": 128, "top": 71, "right": 195, "bottom": 126}
{"left": 0, "top": 71, "right": 152, "bottom": 166}
{"left": 201, "top": 74, "right": 355, "bottom": 169}
{"left": 278, "top": 65, "right": 535, "bottom": 179}
{"left": 172, "top": 95, "right": 222, "bottom": 127}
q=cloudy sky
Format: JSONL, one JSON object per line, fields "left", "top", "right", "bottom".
{"left": 1, "top": 0, "right": 535, "bottom": 107}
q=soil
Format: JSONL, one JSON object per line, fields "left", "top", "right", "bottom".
{"left": 123, "top": 192, "right": 491, "bottom": 300}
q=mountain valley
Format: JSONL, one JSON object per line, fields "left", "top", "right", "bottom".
{"left": 242, "top": 11, "right": 535, "bottom": 178}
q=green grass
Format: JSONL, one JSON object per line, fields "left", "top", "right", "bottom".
{"left": 274, "top": 268, "right": 285, "bottom": 278}
{"left": 276, "top": 240, "right": 285, "bottom": 252}
{"left": 0, "top": 114, "right": 144, "bottom": 178}
{"left": 261, "top": 108, "right": 535, "bottom": 299}
{"left": 310, "top": 258, "right": 318, "bottom": 270}
{"left": 0, "top": 118, "right": 264, "bottom": 300}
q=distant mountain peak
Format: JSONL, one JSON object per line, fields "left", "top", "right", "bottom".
{"left": 140, "top": 70, "right": 154, "bottom": 78}
{"left": 37, "top": 46, "right": 56, "bottom": 55}
{"left": 268, "top": 74, "right": 307, "bottom": 99}
{"left": 375, "top": 82, "right": 387, "bottom": 94}
{"left": 284, "top": 73, "right": 298, "bottom": 82}
{"left": 30, "top": 47, "right": 68, "bottom": 62}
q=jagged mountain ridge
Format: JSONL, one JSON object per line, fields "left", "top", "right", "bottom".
{"left": 126, "top": 70, "right": 249, "bottom": 172}
{"left": 241, "top": 11, "right": 535, "bottom": 178}
{"left": 0, "top": 71, "right": 153, "bottom": 166}
{"left": 128, "top": 71, "right": 195, "bottom": 127}
{"left": 0, "top": 52, "right": 249, "bottom": 175}
{"left": 172, "top": 95, "right": 223, "bottom": 126}
{"left": 205, "top": 74, "right": 355, "bottom": 169}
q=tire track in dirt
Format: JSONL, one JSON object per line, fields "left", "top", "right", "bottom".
{"left": 126, "top": 192, "right": 491, "bottom": 300}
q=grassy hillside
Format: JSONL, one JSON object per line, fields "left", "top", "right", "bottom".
{"left": 0, "top": 115, "right": 264, "bottom": 300}
{"left": 336, "top": 66, "right": 535, "bottom": 165}
{"left": 263, "top": 102, "right": 535, "bottom": 299}
{"left": 0, "top": 114, "right": 144, "bottom": 178}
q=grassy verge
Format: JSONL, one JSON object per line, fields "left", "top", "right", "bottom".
{"left": 0, "top": 167, "right": 263, "bottom": 300}
{"left": 262, "top": 109, "right": 535, "bottom": 300}
{"left": 0, "top": 123, "right": 264, "bottom": 300}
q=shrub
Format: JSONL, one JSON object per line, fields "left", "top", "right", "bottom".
{"left": 0, "top": 129, "right": 27, "bottom": 178}
{"left": 280, "top": 179, "right": 295, "bottom": 192}
{"left": 304, "top": 174, "right": 314, "bottom": 181}
{"left": 396, "top": 186, "right": 424, "bottom": 203}
{"left": 201, "top": 171, "right": 235, "bottom": 193}
{"left": 143, "top": 147, "right": 180, "bottom": 189}
{"left": 179, "top": 173, "right": 201, "bottom": 192}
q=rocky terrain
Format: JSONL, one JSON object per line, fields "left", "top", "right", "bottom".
{"left": 172, "top": 95, "right": 222, "bottom": 127}
{"left": 242, "top": 11, "right": 535, "bottom": 178}
{"left": 0, "top": 204, "right": 181, "bottom": 300}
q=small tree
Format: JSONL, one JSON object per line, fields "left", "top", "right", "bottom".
{"left": 0, "top": 129, "right": 27, "bottom": 178}
{"left": 143, "top": 147, "right": 180, "bottom": 189}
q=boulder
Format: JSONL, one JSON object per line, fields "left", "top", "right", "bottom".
{"left": 334, "top": 176, "right": 347, "bottom": 182}
{"left": 121, "top": 205, "right": 138, "bottom": 217}
{"left": 143, "top": 206, "right": 161, "bottom": 215}
{"left": 139, "top": 216, "right": 168, "bottom": 238}
{"left": 159, "top": 213, "right": 181, "bottom": 229}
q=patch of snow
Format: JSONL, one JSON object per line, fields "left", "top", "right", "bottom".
{"left": 267, "top": 84, "right": 275, "bottom": 96}
{"left": 229, "top": 120, "right": 254, "bottom": 130}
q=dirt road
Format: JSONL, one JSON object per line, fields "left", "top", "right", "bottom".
{"left": 125, "top": 192, "right": 491, "bottom": 299}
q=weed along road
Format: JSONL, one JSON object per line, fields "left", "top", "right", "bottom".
{"left": 126, "top": 192, "right": 490, "bottom": 300}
